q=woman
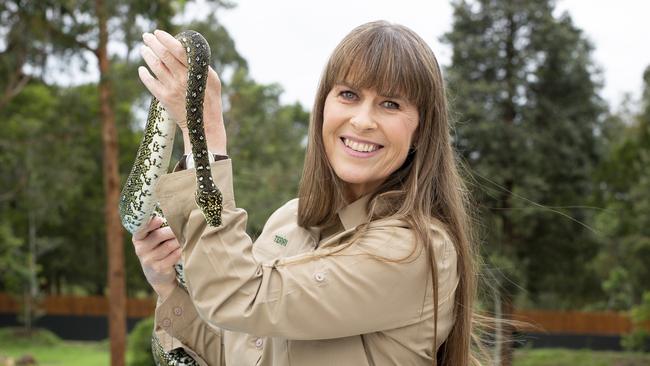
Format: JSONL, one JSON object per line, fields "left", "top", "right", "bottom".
{"left": 134, "top": 21, "right": 479, "bottom": 365}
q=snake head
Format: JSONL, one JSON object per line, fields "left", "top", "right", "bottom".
{"left": 176, "top": 30, "right": 211, "bottom": 62}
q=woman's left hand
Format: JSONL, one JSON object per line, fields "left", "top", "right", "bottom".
{"left": 138, "top": 29, "right": 227, "bottom": 156}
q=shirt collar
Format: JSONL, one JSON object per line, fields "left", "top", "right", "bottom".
{"left": 337, "top": 194, "right": 372, "bottom": 231}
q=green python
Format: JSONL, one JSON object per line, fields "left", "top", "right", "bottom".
{"left": 119, "top": 30, "right": 222, "bottom": 365}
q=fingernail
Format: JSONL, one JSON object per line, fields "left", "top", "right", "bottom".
{"left": 143, "top": 32, "right": 152, "bottom": 40}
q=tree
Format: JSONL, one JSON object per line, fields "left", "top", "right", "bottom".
{"left": 224, "top": 68, "right": 309, "bottom": 236}
{"left": 443, "top": 0, "right": 605, "bottom": 363}
{"left": 0, "top": 81, "right": 91, "bottom": 330}
{"left": 0, "top": 6, "right": 310, "bottom": 361}
{"left": 0, "top": 1, "right": 228, "bottom": 364}
{"left": 593, "top": 66, "right": 650, "bottom": 309}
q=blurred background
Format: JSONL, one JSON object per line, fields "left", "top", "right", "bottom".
{"left": 1, "top": 0, "right": 649, "bottom": 365}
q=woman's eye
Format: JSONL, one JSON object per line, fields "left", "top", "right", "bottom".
{"left": 382, "top": 100, "right": 400, "bottom": 109}
{"left": 339, "top": 90, "right": 357, "bottom": 100}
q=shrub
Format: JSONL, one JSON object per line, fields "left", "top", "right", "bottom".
{"left": 128, "top": 316, "right": 155, "bottom": 366}
{"left": 622, "top": 292, "right": 650, "bottom": 352}
{"left": 0, "top": 327, "right": 61, "bottom": 347}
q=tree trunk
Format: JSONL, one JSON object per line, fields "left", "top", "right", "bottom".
{"left": 96, "top": 0, "right": 126, "bottom": 364}
{"left": 498, "top": 9, "right": 518, "bottom": 366}
{"left": 499, "top": 293, "right": 514, "bottom": 366}
{"left": 26, "top": 209, "right": 37, "bottom": 334}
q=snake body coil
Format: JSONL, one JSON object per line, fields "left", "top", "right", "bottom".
{"left": 119, "top": 30, "right": 222, "bottom": 365}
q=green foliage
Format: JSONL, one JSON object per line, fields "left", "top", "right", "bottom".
{"left": 591, "top": 67, "right": 650, "bottom": 309}
{"left": 0, "top": 334, "right": 108, "bottom": 366}
{"left": 0, "top": 222, "right": 26, "bottom": 293}
{"left": 513, "top": 348, "right": 650, "bottom": 366}
{"left": 0, "top": 2, "right": 309, "bottom": 297}
{"left": 0, "top": 327, "right": 62, "bottom": 347}
{"left": 444, "top": 0, "right": 605, "bottom": 308}
{"left": 600, "top": 266, "right": 634, "bottom": 310}
{"left": 225, "top": 68, "right": 309, "bottom": 236}
{"left": 622, "top": 330, "right": 650, "bottom": 353}
{"left": 127, "top": 317, "right": 155, "bottom": 366}
{"left": 621, "top": 292, "right": 650, "bottom": 352}
{"left": 184, "top": 14, "right": 248, "bottom": 75}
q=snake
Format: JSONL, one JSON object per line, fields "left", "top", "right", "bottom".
{"left": 119, "top": 30, "right": 223, "bottom": 365}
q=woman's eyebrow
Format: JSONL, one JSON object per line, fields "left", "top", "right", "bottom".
{"left": 382, "top": 92, "right": 405, "bottom": 100}
{"left": 334, "top": 82, "right": 357, "bottom": 90}
{"left": 334, "top": 82, "right": 407, "bottom": 101}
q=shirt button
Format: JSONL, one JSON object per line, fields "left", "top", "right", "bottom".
{"left": 255, "top": 338, "right": 264, "bottom": 349}
{"left": 173, "top": 307, "right": 183, "bottom": 316}
{"left": 314, "top": 272, "right": 326, "bottom": 282}
{"left": 162, "top": 318, "right": 171, "bottom": 328}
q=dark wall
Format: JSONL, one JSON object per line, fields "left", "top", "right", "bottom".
{"left": 0, "top": 313, "right": 146, "bottom": 340}
{"left": 517, "top": 332, "right": 622, "bottom": 351}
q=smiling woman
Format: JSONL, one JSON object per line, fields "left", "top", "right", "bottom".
{"left": 131, "top": 20, "right": 482, "bottom": 366}
{"left": 322, "top": 85, "right": 419, "bottom": 201}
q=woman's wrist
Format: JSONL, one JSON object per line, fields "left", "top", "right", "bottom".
{"left": 154, "top": 281, "right": 178, "bottom": 302}
{"left": 204, "top": 121, "right": 227, "bottom": 155}
{"left": 178, "top": 99, "right": 226, "bottom": 155}
{"left": 181, "top": 129, "right": 192, "bottom": 154}
{"left": 180, "top": 122, "right": 226, "bottom": 155}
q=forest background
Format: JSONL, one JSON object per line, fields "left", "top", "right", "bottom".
{"left": 0, "top": 0, "right": 649, "bottom": 358}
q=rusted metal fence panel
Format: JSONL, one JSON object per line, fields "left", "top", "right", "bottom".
{"left": 0, "top": 293, "right": 155, "bottom": 318}
{"left": 1, "top": 293, "right": 649, "bottom": 335}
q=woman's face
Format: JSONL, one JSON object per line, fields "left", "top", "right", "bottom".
{"left": 322, "top": 83, "right": 419, "bottom": 201}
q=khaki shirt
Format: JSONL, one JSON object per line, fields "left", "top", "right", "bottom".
{"left": 154, "top": 159, "right": 459, "bottom": 365}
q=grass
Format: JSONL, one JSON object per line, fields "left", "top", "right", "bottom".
{"left": 0, "top": 328, "right": 109, "bottom": 366}
{"left": 2, "top": 328, "right": 650, "bottom": 366}
{"left": 514, "top": 347, "right": 650, "bottom": 366}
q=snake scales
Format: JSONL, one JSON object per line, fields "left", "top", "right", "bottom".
{"left": 119, "top": 30, "right": 222, "bottom": 365}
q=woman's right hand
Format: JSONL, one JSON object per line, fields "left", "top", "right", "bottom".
{"left": 138, "top": 29, "right": 227, "bottom": 156}
{"left": 132, "top": 216, "right": 181, "bottom": 300}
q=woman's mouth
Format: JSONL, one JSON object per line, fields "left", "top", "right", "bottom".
{"left": 340, "top": 137, "right": 383, "bottom": 157}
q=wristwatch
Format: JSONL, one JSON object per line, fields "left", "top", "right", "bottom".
{"left": 173, "top": 153, "right": 229, "bottom": 172}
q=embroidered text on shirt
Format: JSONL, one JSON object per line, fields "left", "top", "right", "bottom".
{"left": 274, "top": 235, "right": 288, "bottom": 246}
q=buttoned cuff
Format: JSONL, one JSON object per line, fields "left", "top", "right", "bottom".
{"left": 155, "top": 284, "right": 199, "bottom": 342}
{"left": 154, "top": 285, "right": 223, "bottom": 366}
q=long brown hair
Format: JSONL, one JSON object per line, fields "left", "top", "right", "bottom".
{"left": 297, "top": 21, "right": 481, "bottom": 365}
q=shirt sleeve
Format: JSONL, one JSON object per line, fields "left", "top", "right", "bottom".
{"left": 156, "top": 159, "right": 458, "bottom": 341}
{"left": 154, "top": 284, "right": 224, "bottom": 365}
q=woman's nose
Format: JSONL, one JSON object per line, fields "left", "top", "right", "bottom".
{"left": 350, "top": 104, "right": 377, "bottom": 131}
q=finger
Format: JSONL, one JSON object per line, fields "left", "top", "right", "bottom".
{"left": 143, "top": 32, "right": 186, "bottom": 78}
{"left": 154, "top": 29, "right": 188, "bottom": 67}
{"left": 133, "top": 215, "right": 164, "bottom": 241}
{"left": 133, "top": 227, "right": 175, "bottom": 259}
{"left": 146, "top": 238, "right": 180, "bottom": 262}
{"left": 140, "top": 226, "right": 175, "bottom": 252}
{"left": 138, "top": 66, "right": 166, "bottom": 100}
{"left": 140, "top": 45, "right": 173, "bottom": 85}
{"left": 160, "top": 247, "right": 182, "bottom": 269}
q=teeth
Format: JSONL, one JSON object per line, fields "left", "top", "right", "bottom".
{"left": 343, "top": 138, "right": 380, "bottom": 153}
